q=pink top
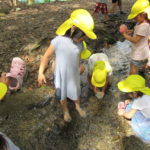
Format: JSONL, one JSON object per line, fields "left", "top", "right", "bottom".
{"left": 131, "top": 23, "right": 150, "bottom": 60}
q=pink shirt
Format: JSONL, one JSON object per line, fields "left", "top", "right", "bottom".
{"left": 131, "top": 23, "right": 150, "bottom": 60}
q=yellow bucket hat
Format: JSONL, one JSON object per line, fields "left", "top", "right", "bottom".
{"left": 91, "top": 61, "right": 108, "bottom": 87}
{"left": 144, "top": 6, "right": 150, "bottom": 19}
{"left": 128, "top": 0, "right": 150, "bottom": 19}
{"left": 118, "top": 75, "right": 150, "bottom": 95}
{"left": 56, "top": 9, "right": 97, "bottom": 40}
{"left": 0, "top": 82, "right": 7, "bottom": 101}
{"left": 80, "top": 41, "right": 91, "bottom": 59}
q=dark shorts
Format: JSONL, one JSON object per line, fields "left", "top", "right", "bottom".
{"left": 112, "top": 0, "right": 120, "bottom": 3}
{"left": 93, "top": 2, "right": 108, "bottom": 14}
{"left": 131, "top": 59, "right": 148, "bottom": 68}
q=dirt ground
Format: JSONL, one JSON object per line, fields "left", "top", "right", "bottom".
{"left": 1, "top": 0, "right": 150, "bottom": 150}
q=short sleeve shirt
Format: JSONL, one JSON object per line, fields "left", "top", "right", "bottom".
{"left": 131, "top": 23, "right": 150, "bottom": 60}
{"left": 132, "top": 95, "right": 150, "bottom": 118}
{"left": 88, "top": 53, "right": 112, "bottom": 75}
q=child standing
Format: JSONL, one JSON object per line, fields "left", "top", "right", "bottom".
{"left": 117, "top": 75, "right": 150, "bottom": 142}
{"left": 109, "top": 0, "right": 125, "bottom": 15}
{"left": 119, "top": 0, "right": 150, "bottom": 75}
{"left": 88, "top": 53, "right": 112, "bottom": 99}
{"left": 92, "top": 0, "right": 109, "bottom": 21}
{"left": 38, "top": 9, "right": 97, "bottom": 122}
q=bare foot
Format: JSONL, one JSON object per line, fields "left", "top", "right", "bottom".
{"left": 76, "top": 108, "right": 86, "bottom": 118}
{"left": 64, "top": 112, "right": 72, "bottom": 122}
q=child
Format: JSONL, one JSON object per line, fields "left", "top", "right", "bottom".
{"left": 0, "top": 132, "right": 20, "bottom": 150}
{"left": 88, "top": 53, "right": 112, "bottom": 99}
{"left": 109, "top": 0, "right": 125, "bottom": 15}
{"left": 92, "top": 0, "right": 109, "bottom": 21}
{"left": 38, "top": 9, "right": 97, "bottom": 122}
{"left": 117, "top": 75, "right": 150, "bottom": 142}
{"left": 0, "top": 57, "right": 26, "bottom": 101}
{"left": 119, "top": 0, "right": 150, "bottom": 75}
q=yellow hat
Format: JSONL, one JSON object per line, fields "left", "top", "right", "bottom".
{"left": 118, "top": 75, "right": 150, "bottom": 95}
{"left": 56, "top": 9, "right": 97, "bottom": 40}
{"left": 0, "top": 82, "right": 7, "bottom": 101}
{"left": 128, "top": 0, "right": 150, "bottom": 19}
{"left": 80, "top": 41, "right": 91, "bottom": 59}
{"left": 144, "top": 6, "right": 150, "bottom": 19}
{"left": 91, "top": 61, "right": 108, "bottom": 87}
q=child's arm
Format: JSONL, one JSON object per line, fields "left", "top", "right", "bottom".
{"left": 122, "top": 32, "right": 144, "bottom": 43}
{"left": 38, "top": 44, "right": 55, "bottom": 86}
{"left": 101, "top": 76, "right": 109, "bottom": 97}
{"left": 125, "top": 99, "right": 131, "bottom": 105}
{"left": 118, "top": 108, "right": 137, "bottom": 119}
{"left": 126, "top": 29, "right": 134, "bottom": 35}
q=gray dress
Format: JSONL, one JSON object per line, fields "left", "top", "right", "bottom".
{"left": 51, "top": 36, "right": 83, "bottom": 100}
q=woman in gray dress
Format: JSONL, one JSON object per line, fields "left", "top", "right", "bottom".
{"left": 38, "top": 9, "right": 97, "bottom": 122}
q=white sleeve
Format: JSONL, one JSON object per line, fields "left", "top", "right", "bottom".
{"left": 132, "top": 97, "right": 144, "bottom": 110}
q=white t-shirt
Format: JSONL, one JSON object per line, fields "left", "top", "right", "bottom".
{"left": 131, "top": 23, "right": 150, "bottom": 60}
{"left": 132, "top": 95, "right": 150, "bottom": 118}
{"left": 88, "top": 53, "right": 112, "bottom": 75}
{"left": 0, "top": 132, "right": 20, "bottom": 150}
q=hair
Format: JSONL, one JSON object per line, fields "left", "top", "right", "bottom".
{"left": 137, "top": 91, "right": 144, "bottom": 97}
{"left": 0, "top": 134, "right": 8, "bottom": 150}
{"left": 65, "top": 27, "right": 85, "bottom": 39}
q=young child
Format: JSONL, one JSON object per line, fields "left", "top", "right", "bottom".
{"left": 109, "top": 0, "right": 125, "bottom": 15}
{"left": 117, "top": 75, "right": 150, "bottom": 142}
{"left": 38, "top": 9, "right": 97, "bottom": 122}
{"left": 88, "top": 53, "right": 112, "bottom": 99}
{"left": 0, "top": 132, "right": 20, "bottom": 150}
{"left": 0, "top": 57, "right": 26, "bottom": 101}
{"left": 92, "top": 0, "right": 109, "bottom": 21}
{"left": 119, "top": 0, "right": 150, "bottom": 75}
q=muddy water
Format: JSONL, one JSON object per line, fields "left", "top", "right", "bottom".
{"left": 1, "top": 42, "right": 150, "bottom": 150}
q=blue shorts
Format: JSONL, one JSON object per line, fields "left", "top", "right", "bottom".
{"left": 131, "top": 59, "right": 147, "bottom": 69}
{"left": 126, "top": 103, "right": 150, "bottom": 142}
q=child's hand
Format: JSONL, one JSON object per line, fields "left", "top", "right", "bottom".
{"left": 38, "top": 73, "right": 46, "bottom": 86}
{"left": 119, "top": 24, "right": 128, "bottom": 33}
{"left": 0, "top": 72, "right": 9, "bottom": 86}
{"left": 118, "top": 102, "right": 126, "bottom": 109}
{"left": 118, "top": 109, "right": 125, "bottom": 116}
{"left": 101, "top": 91, "right": 105, "bottom": 97}
{"left": 125, "top": 99, "right": 131, "bottom": 105}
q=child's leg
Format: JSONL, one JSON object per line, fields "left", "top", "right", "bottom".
{"left": 92, "top": 2, "right": 100, "bottom": 16}
{"left": 130, "top": 63, "right": 139, "bottom": 75}
{"left": 79, "top": 64, "right": 85, "bottom": 74}
{"left": 118, "top": 0, "right": 122, "bottom": 12}
{"left": 101, "top": 3, "right": 109, "bottom": 20}
{"left": 74, "top": 99, "right": 86, "bottom": 118}
{"left": 60, "top": 99, "right": 72, "bottom": 122}
{"left": 109, "top": 1, "right": 118, "bottom": 13}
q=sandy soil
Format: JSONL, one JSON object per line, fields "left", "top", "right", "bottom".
{"left": 0, "top": 0, "right": 150, "bottom": 150}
